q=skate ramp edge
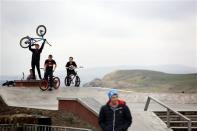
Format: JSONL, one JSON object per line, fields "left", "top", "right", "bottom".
{"left": 0, "top": 94, "right": 8, "bottom": 107}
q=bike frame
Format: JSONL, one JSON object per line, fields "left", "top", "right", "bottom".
{"left": 28, "top": 36, "right": 52, "bottom": 46}
{"left": 69, "top": 72, "right": 79, "bottom": 83}
{"left": 66, "top": 67, "right": 82, "bottom": 84}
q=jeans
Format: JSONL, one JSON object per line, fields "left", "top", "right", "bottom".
{"left": 44, "top": 69, "right": 53, "bottom": 87}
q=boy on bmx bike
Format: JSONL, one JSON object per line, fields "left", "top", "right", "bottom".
{"left": 65, "top": 57, "right": 80, "bottom": 87}
{"left": 44, "top": 54, "right": 57, "bottom": 91}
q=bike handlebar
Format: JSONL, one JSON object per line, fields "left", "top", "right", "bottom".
{"left": 45, "top": 39, "right": 52, "bottom": 46}
{"left": 66, "top": 67, "right": 83, "bottom": 70}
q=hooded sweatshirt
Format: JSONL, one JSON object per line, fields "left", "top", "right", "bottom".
{"left": 98, "top": 99, "right": 132, "bottom": 131}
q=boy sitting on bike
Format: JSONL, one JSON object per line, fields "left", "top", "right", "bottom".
{"left": 44, "top": 54, "right": 57, "bottom": 91}
{"left": 65, "top": 57, "right": 77, "bottom": 77}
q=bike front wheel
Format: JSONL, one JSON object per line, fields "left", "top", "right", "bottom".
{"left": 36, "top": 25, "right": 47, "bottom": 37}
{"left": 53, "top": 77, "right": 60, "bottom": 89}
{"left": 75, "top": 76, "right": 80, "bottom": 87}
{"left": 39, "top": 80, "right": 48, "bottom": 91}
{"left": 20, "top": 36, "right": 31, "bottom": 48}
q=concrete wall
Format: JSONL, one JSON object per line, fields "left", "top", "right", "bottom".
{"left": 58, "top": 98, "right": 101, "bottom": 130}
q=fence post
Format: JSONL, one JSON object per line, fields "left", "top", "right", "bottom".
{"left": 166, "top": 108, "right": 170, "bottom": 128}
{"left": 35, "top": 124, "right": 37, "bottom": 131}
{"left": 144, "top": 97, "right": 151, "bottom": 111}
{"left": 188, "top": 120, "right": 191, "bottom": 131}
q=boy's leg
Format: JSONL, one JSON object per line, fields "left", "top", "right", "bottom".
{"left": 66, "top": 69, "right": 70, "bottom": 85}
{"left": 44, "top": 70, "right": 48, "bottom": 80}
{"left": 73, "top": 70, "right": 77, "bottom": 76}
{"left": 70, "top": 70, "right": 76, "bottom": 76}
{"left": 36, "top": 62, "right": 42, "bottom": 79}
{"left": 49, "top": 70, "right": 53, "bottom": 88}
{"left": 45, "top": 71, "right": 52, "bottom": 90}
{"left": 66, "top": 69, "right": 70, "bottom": 77}
{"left": 31, "top": 62, "right": 36, "bottom": 79}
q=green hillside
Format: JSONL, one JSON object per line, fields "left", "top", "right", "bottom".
{"left": 84, "top": 70, "right": 197, "bottom": 93}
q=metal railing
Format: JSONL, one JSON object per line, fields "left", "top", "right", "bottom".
{"left": 0, "top": 124, "right": 16, "bottom": 131}
{"left": 0, "top": 124, "right": 92, "bottom": 131}
{"left": 144, "top": 96, "right": 191, "bottom": 131}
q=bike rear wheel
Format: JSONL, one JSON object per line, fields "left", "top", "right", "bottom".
{"left": 53, "top": 77, "right": 60, "bottom": 89}
{"left": 75, "top": 76, "right": 80, "bottom": 87}
{"left": 36, "top": 25, "right": 47, "bottom": 37}
{"left": 39, "top": 80, "right": 48, "bottom": 91}
{"left": 64, "top": 76, "right": 71, "bottom": 86}
{"left": 20, "top": 36, "right": 31, "bottom": 48}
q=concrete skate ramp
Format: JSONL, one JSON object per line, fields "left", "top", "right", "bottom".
{"left": 0, "top": 87, "right": 196, "bottom": 111}
{"left": 1, "top": 87, "right": 196, "bottom": 131}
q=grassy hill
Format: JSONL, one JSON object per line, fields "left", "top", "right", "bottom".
{"left": 83, "top": 70, "right": 197, "bottom": 93}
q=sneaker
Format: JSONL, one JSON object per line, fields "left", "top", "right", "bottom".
{"left": 48, "top": 88, "right": 53, "bottom": 91}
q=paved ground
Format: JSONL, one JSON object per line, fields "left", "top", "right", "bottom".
{"left": 1, "top": 86, "right": 197, "bottom": 131}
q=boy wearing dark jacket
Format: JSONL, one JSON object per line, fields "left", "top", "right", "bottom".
{"left": 29, "top": 40, "right": 45, "bottom": 79}
{"left": 99, "top": 89, "right": 132, "bottom": 131}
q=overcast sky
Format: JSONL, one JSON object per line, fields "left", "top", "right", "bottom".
{"left": 0, "top": 0, "right": 197, "bottom": 76}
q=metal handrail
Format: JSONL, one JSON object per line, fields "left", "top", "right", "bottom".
{"left": 0, "top": 124, "right": 16, "bottom": 131}
{"left": 144, "top": 96, "right": 191, "bottom": 131}
{"left": 23, "top": 124, "right": 92, "bottom": 131}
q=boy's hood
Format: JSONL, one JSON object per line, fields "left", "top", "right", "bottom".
{"left": 107, "top": 99, "right": 126, "bottom": 106}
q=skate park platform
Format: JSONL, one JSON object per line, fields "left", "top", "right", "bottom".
{"left": 0, "top": 86, "right": 197, "bottom": 131}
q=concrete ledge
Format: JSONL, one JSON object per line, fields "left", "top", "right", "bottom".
{"left": 14, "top": 80, "right": 41, "bottom": 87}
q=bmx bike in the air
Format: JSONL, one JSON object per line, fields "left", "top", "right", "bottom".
{"left": 20, "top": 25, "right": 51, "bottom": 48}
